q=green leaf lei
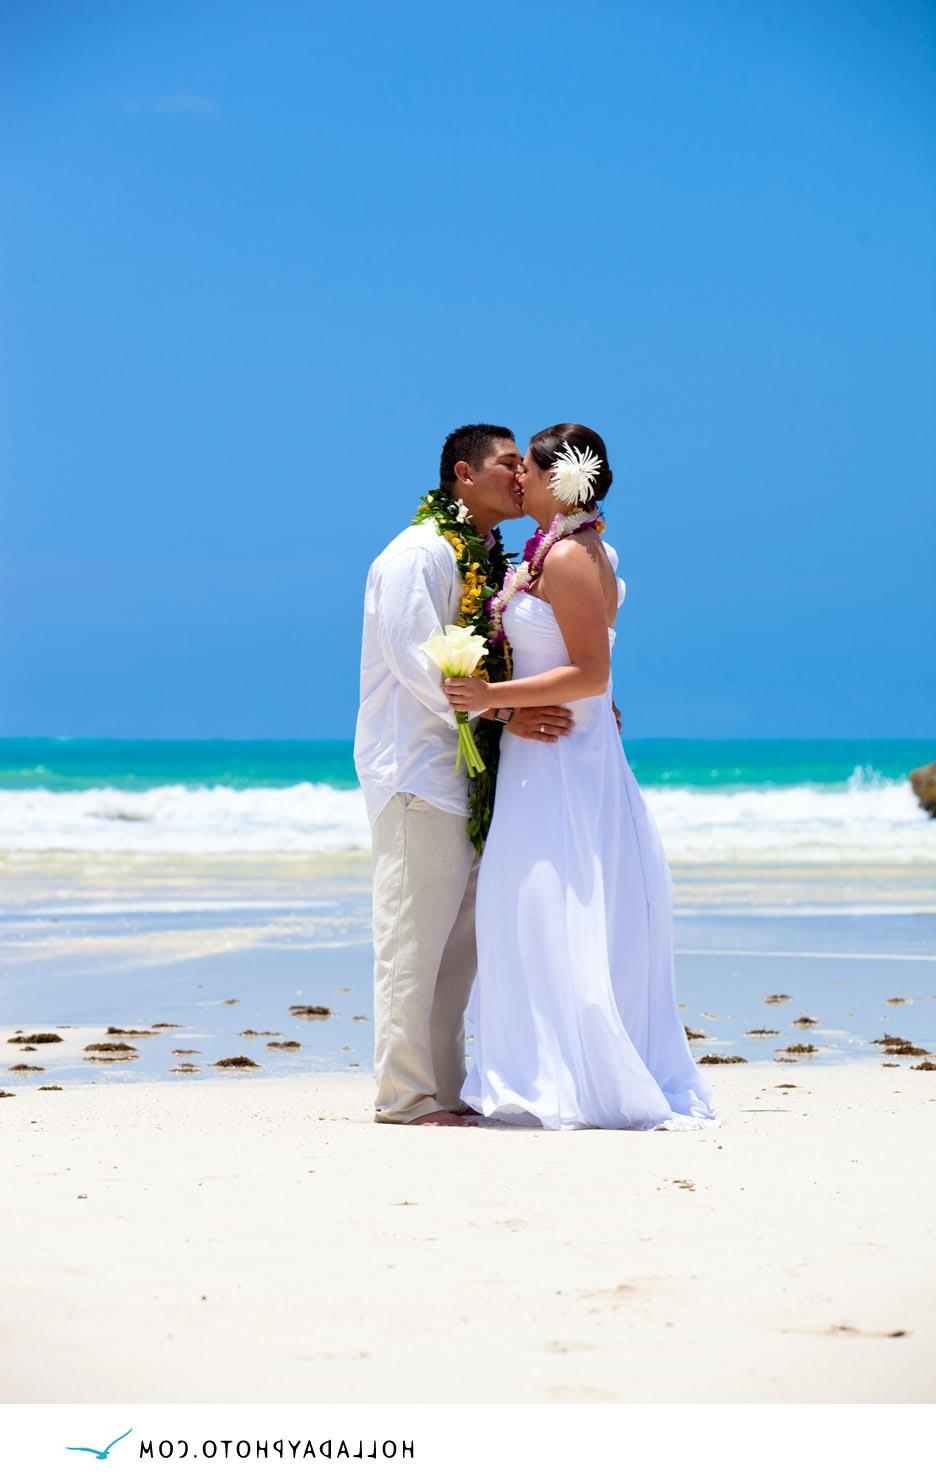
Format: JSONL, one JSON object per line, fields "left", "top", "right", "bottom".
{"left": 413, "top": 489, "right": 513, "bottom": 854}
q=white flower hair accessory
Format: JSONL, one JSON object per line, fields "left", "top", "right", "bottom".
{"left": 549, "top": 440, "right": 603, "bottom": 508}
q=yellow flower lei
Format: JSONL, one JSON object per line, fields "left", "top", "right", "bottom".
{"left": 413, "top": 490, "right": 513, "bottom": 850}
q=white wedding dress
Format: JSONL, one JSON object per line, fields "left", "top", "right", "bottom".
{"left": 462, "top": 547, "right": 717, "bottom": 1131}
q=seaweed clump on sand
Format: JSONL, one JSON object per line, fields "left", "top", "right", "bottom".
{"left": 213, "top": 1056, "right": 259, "bottom": 1068}
{"left": 684, "top": 1027, "right": 707, "bottom": 1040}
{"left": 912, "top": 1060, "right": 936, "bottom": 1071}
{"left": 241, "top": 1029, "right": 281, "bottom": 1037}
{"left": 172, "top": 1049, "right": 200, "bottom": 1056}
{"left": 7, "top": 1032, "right": 63, "bottom": 1044}
{"left": 763, "top": 994, "right": 791, "bottom": 1005}
{"left": 0, "top": 1089, "right": 15, "bottom": 1097}
{"left": 698, "top": 1053, "right": 747, "bottom": 1065}
{"left": 289, "top": 1005, "right": 332, "bottom": 1019}
{"left": 870, "top": 1033, "right": 931, "bottom": 1057}
{"left": 9, "top": 1063, "right": 44, "bottom": 1072}
{"left": 793, "top": 1016, "right": 819, "bottom": 1028}
{"left": 171, "top": 1063, "right": 199, "bottom": 1073}
{"left": 745, "top": 1028, "right": 780, "bottom": 1038}
{"left": 106, "top": 1027, "right": 158, "bottom": 1037}
{"left": 38, "top": 1084, "right": 63, "bottom": 1090}
{"left": 84, "top": 1042, "right": 137, "bottom": 1054}
{"left": 778, "top": 1043, "right": 818, "bottom": 1055}
{"left": 151, "top": 1022, "right": 183, "bottom": 1029}
{"left": 267, "top": 1040, "right": 301, "bottom": 1050}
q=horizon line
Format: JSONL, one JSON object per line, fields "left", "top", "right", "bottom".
{"left": 1, "top": 735, "right": 933, "bottom": 747}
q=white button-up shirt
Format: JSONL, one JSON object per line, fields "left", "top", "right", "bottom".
{"left": 354, "top": 521, "right": 479, "bottom": 827}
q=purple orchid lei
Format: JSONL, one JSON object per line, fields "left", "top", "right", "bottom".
{"left": 486, "top": 508, "right": 605, "bottom": 645}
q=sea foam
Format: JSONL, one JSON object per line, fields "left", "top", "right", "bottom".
{"left": 0, "top": 775, "right": 932, "bottom": 863}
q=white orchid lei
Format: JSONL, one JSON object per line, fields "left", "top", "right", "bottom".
{"left": 487, "top": 507, "right": 605, "bottom": 646}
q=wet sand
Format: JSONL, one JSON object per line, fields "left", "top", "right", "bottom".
{"left": 1, "top": 1063, "right": 934, "bottom": 1404}
{"left": 2, "top": 852, "right": 934, "bottom": 1080}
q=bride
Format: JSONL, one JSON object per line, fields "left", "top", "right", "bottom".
{"left": 442, "top": 423, "right": 717, "bottom": 1131}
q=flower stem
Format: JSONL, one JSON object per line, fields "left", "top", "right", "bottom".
{"left": 455, "top": 713, "right": 486, "bottom": 776}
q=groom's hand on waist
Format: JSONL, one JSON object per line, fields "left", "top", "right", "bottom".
{"left": 505, "top": 706, "right": 574, "bottom": 743}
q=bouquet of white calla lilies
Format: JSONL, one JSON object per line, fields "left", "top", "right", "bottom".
{"left": 420, "top": 623, "right": 487, "bottom": 676}
{"left": 419, "top": 623, "right": 489, "bottom": 776}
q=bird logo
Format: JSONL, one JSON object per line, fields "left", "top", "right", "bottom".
{"left": 65, "top": 1428, "right": 133, "bottom": 1460}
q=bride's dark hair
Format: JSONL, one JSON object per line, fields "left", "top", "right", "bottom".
{"left": 528, "top": 423, "right": 614, "bottom": 502}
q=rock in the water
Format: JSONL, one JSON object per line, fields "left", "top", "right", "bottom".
{"left": 910, "top": 762, "right": 936, "bottom": 817}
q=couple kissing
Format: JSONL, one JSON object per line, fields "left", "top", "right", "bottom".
{"left": 354, "top": 422, "right": 716, "bottom": 1133}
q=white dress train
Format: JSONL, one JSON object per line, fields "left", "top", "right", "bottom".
{"left": 462, "top": 547, "right": 717, "bottom": 1131}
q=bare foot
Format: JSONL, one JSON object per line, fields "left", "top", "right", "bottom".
{"left": 410, "top": 1110, "right": 478, "bottom": 1127}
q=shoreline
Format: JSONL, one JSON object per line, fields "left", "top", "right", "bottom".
{"left": 2, "top": 852, "right": 934, "bottom": 1081}
{"left": 2, "top": 1062, "right": 934, "bottom": 1403}
{"left": 3, "top": 848, "right": 935, "bottom": 906}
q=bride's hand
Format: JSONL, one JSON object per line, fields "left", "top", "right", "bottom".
{"left": 442, "top": 676, "right": 490, "bottom": 712}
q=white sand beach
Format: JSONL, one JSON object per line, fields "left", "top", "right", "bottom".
{"left": 2, "top": 1062, "right": 934, "bottom": 1404}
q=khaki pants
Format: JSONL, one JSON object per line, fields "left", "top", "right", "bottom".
{"left": 371, "top": 791, "right": 479, "bottom": 1123}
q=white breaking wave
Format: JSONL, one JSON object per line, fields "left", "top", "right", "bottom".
{"left": 0, "top": 778, "right": 932, "bottom": 864}
{"left": 645, "top": 779, "right": 935, "bottom": 864}
{"left": 0, "top": 783, "right": 371, "bottom": 855}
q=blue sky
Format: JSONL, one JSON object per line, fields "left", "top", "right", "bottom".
{"left": 3, "top": 0, "right": 934, "bottom": 739}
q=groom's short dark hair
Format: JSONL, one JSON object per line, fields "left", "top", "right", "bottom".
{"left": 439, "top": 423, "right": 515, "bottom": 491}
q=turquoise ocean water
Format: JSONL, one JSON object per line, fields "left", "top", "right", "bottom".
{"left": 0, "top": 736, "right": 930, "bottom": 792}
{"left": 0, "top": 738, "right": 932, "bottom": 863}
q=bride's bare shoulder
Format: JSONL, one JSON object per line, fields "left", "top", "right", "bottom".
{"left": 538, "top": 534, "right": 607, "bottom": 602}
{"left": 539, "top": 533, "right": 617, "bottom": 619}
{"left": 545, "top": 532, "right": 613, "bottom": 582}
{"left": 539, "top": 535, "right": 598, "bottom": 586}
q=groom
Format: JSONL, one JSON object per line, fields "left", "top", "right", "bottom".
{"left": 354, "top": 424, "right": 575, "bottom": 1126}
